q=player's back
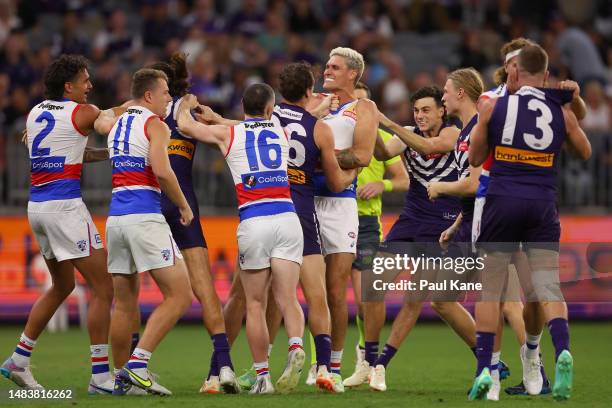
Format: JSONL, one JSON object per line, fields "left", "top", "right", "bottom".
{"left": 107, "top": 106, "right": 161, "bottom": 216}
{"left": 272, "top": 102, "right": 319, "bottom": 214}
{"left": 488, "top": 86, "right": 568, "bottom": 201}
{"left": 163, "top": 96, "right": 197, "bottom": 188}
{"left": 225, "top": 118, "right": 294, "bottom": 221}
{"left": 27, "top": 99, "right": 88, "bottom": 203}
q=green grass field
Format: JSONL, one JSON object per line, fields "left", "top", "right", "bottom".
{"left": 0, "top": 322, "right": 610, "bottom": 407}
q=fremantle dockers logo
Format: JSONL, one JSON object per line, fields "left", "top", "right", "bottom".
{"left": 77, "top": 240, "right": 87, "bottom": 252}
{"left": 161, "top": 249, "right": 171, "bottom": 261}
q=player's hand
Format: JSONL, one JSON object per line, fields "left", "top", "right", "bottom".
{"left": 427, "top": 182, "right": 442, "bottom": 201}
{"left": 558, "top": 80, "right": 580, "bottom": 100}
{"left": 179, "top": 205, "right": 194, "bottom": 226}
{"left": 329, "top": 94, "right": 340, "bottom": 112}
{"left": 181, "top": 94, "right": 199, "bottom": 109}
{"left": 194, "top": 105, "right": 220, "bottom": 124}
{"left": 357, "top": 181, "right": 385, "bottom": 200}
{"left": 439, "top": 225, "right": 457, "bottom": 251}
{"left": 378, "top": 111, "right": 392, "bottom": 127}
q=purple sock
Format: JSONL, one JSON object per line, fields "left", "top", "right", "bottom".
{"left": 130, "top": 333, "right": 139, "bottom": 355}
{"left": 212, "top": 333, "right": 233, "bottom": 370}
{"left": 374, "top": 344, "right": 397, "bottom": 368}
{"left": 313, "top": 334, "right": 332, "bottom": 370}
{"left": 540, "top": 355, "right": 549, "bottom": 384}
{"left": 365, "top": 341, "right": 379, "bottom": 366}
{"left": 207, "top": 351, "right": 219, "bottom": 378}
{"left": 475, "top": 332, "right": 495, "bottom": 376}
{"left": 547, "top": 318, "right": 570, "bottom": 361}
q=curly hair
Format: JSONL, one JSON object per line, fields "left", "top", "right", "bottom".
{"left": 148, "top": 52, "right": 190, "bottom": 97}
{"left": 279, "top": 62, "right": 315, "bottom": 103}
{"left": 44, "top": 54, "right": 90, "bottom": 100}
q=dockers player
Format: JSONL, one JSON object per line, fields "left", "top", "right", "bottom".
{"left": 468, "top": 44, "right": 591, "bottom": 401}
{"left": 177, "top": 84, "right": 305, "bottom": 395}
{"left": 316, "top": 47, "right": 379, "bottom": 379}
{"left": 108, "top": 69, "right": 194, "bottom": 396}
{"left": 1, "top": 55, "right": 116, "bottom": 393}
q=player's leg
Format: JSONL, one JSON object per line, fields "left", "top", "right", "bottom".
{"left": 224, "top": 267, "right": 246, "bottom": 345}
{"left": 430, "top": 301, "right": 476, "bottom": 349}
{"left": 110, "top": 274, "right": 139, "bottom": 370}
{"left": 1, "top": 256, "right": 74, "bottom": 390}
{"left": 351, "top": 268, "right": 365, "bottom": 360}
{"left": 325, "top": 252, "right": 353, "bottom": 375}
{"left": 266, "top": 285, "right": 283, "bottom": 344}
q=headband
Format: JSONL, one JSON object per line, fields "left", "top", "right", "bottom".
{"left": 505, "top": 49, "right": 521, "bottom": 63}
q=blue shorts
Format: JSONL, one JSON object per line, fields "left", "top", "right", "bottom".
{"left": 297, "top": 211, "right": 322, "bottom": 256}
{"left": 352, "top": 216, "right": 381, "bottom": 270}
{"left": 161, "top": 192, "right": 206, "bottom": 250}
{"left": 477, "top": 195, "right": 560, "bottom": 252}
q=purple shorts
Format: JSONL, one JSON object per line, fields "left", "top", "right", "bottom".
{"left": 297, "top": 211, "right": 322, "bottom": 256}
{"left": 385, "top": 213, "right": 453, "bottom": 243}
{"left": 477, "top": 195, "right": 560, "bottom": 252}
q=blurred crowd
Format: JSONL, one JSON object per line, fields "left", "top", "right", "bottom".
{"left": 0, "top": 0, "right": 611, "bottom": 210}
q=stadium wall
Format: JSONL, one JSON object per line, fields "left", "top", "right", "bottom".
{"left": 1, "top": 215, "right": 611, "bottom": 322}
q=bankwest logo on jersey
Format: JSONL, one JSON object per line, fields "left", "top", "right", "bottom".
{"left": 288, "top": 168, "right": 306, "bottom": 185}
{"left": 168, "top": 139, "right": 194, "bottom": 160}
{"left": 495, "top": 146, "right": 554, "bottom": 167}
{"left": 241, "top": 170, "right": 289, "bottom": 190}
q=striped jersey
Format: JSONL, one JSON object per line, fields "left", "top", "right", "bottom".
{"left": 313, "top": 99, "right": 359, "bottom": 198}
{"left": 455, "top": 114, "right": 478, "bottom": 220}
{"left": 27, "top": 99, "right": 87, "bottom": 202}
{"left": 398, "top": 124, "right": 460, "bottom": 224}
{"left": 225, "top": 119, "right": 294, "bottom": 221}
{"left": 107, "top": 106, "right": 161, "bottom": 216}
{"left": 163, "top": 96, "right": 198, "bottom": 190}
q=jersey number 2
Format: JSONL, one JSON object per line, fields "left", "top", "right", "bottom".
{"left": 31, "top": 111, "right": 55, "bottom": 157}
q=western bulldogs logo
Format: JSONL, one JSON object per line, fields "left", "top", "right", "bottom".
{"left": 239, "top": 253, "right": 245, "bottom": 265}
{"left": 243, "top": 175, "right": 257, "bottom": 189}
{"left": 77, "top": 240, "right": 87, "bottom": 252}
{"left": 161, "top": 249, "right": 171, "bottom": 261}
{"left": 348, "top": 231, "right": 356, "bottom": 239}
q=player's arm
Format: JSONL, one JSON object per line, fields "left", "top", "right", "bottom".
{"left": 440, "top": 213, "right": 463, "bottom": 251}
{"left": 559, "top": 80, "right": 587, "bottom": 121}
{"left": 335, "top": 98, "right": 379, "bottom": 169}
{"left": 73, "top": 104, "right": 100, "bottom": 136}
{"left": 469, "top": 98, "right": 496, "bottom": 166}
{"left": 307, "top": 93, "right": 339, "bottom": 119}
{"left": 83, "top": 146, "right": 110, "bottom": 162}
{"left": 428, "top": 165, "right": 482, "bottom": 200}
{"left": 195, "top": 105, "right": 241, "bottom": 126}
{"left": 177, "top": 99, "right": 231, "bottom": 154}
{"left": 563, "top": 106, "right": 591, "bottom": 161}
{"left": 315, "top": 120, "right": 357, "bottom": 192}
{"left": 374, "top": 133, "right": 406, "bottom": 161}
{"left": 380, "top": 112, "right": 458, "bottom": 155}
{"left": 148, "top": 118, "right": 193, "bottom": 226}
{"left": 357, "top": 159, "right": 409, "bottom": 200}
{"left": 93, "top": 106, "right": 127, "bottom": 135}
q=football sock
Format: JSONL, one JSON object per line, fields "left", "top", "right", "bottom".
{"left": 313, "top": 334, "right": 332, "bottom": 370}
{"left": 90, "top": 344, "right": 110, "bottom": 383}
{"left": 309, "top": 332, "right": 317, "bottom": 366}
{"left": 356, "top": 315, "right": 365, "bottom": 349}
{"left": 490, "top": 351, "right": 500, "bottom": 377}
{"left": 254, "top": 361, "right": 269, "bottom": 378}
{"left": 212, "top": 333, "right": 233, "bottom": 370}
{"left": 12, "top": 333, "right": 36, "bottom": 368}
{"left": 375, "top": 344, "right": 397, "bottom": 368}
{"left": 365, "top": 341, "right": 379, "bottom": 366}
{"left": 127, "top": 347, "right": 151, "bottom": 377}
{"left": 207, "top": 351, "right": 219, "bottom": 379}
{"left": 475, "top": 332, "right": 495, "bottom": 376}
{"left": 330, "top": 350, "right": 343, "bottom": 374}
{"left": 130, "top": 333, "right": 140, "bottom": 355}
{"left": 525, "top": 331, "right": 542, "bottom": 359}
{"left": 288, "top": 337, "right": 303, "bottom": 352}
{"left": 548, "top": 318, "right": 570, "bottom": 361}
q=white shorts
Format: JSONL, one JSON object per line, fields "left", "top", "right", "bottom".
{"left": 314, "top": 197, "right": 358, "bottom": 256}
{"left": 28, "top": 198, "right": 103, "bottom": 262}
{"left": 237, "top": 212, "right": 303, "bottom": 270}
{"left": 472, "top": 196, "right": 486, "bottom": 245}
{"left": 106, "top": 213, "right": 182, "bottom": 274}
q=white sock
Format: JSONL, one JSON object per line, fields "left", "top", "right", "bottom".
{"left": 288, "top": 337, "right": 303, "bottom": 350}
{"left": 127, "top": 347, "right": 152, "bottom": 377}
{"left": 254, "top": 361, "right": 269, "bottom": 378}
{"left": 11, "top": 333, "right": 36, "bottom": 368}
{"left": 491, "top": 351, "right": 501, "bottom": 374}
{"left": 525, "top": 332, "right": 541, "bottom": 359}
{"left": 90, "top": 344, "right": 110, "bottom": 383}
{"left": 330, "top": 349, "right": 343, "bottom": 373}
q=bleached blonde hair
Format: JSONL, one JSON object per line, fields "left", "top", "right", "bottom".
{"left": 329, "top": 47, "right": 365, "bottom": 85}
